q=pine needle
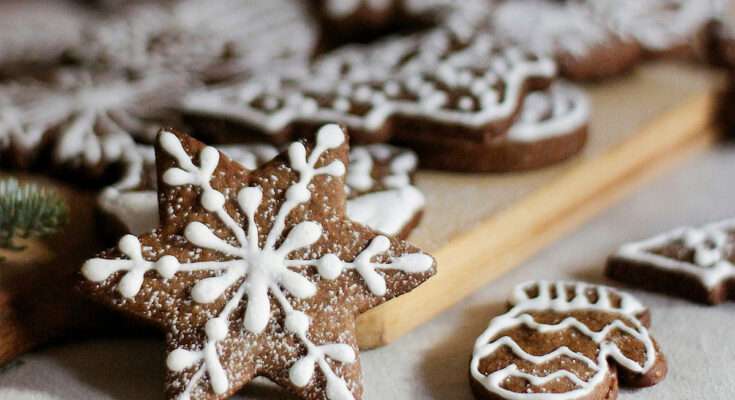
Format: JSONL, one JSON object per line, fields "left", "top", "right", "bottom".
{"left": 0, "top": 178, "right": 69, "bottom": 256}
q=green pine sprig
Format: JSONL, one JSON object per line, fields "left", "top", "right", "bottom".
{"left": 0, "top": 178, "right": 69, "bottom": 256}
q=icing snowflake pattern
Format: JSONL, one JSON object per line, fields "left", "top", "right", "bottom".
{"left": 471, "top": 281, "right": 660, "bottom": 400}
{"left": 83, "top": 124, "right": 434, "bottom": 399}
{"left": 1, "top": 69, "right": 184, "bottom": 168}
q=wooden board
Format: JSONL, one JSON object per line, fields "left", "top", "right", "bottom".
{"left": 356, "top": 61, "right": 725, "bottom": 348}
{"left": 0, "top": 62, "right": 725, "bottom": 359}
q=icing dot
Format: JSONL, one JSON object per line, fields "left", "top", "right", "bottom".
{"left": 289, "top": 357, "right": 316, "bottom": 388}
{"left": 458, "top": 96, "right": 475, "bottom": 111}
{"left": 317, "top": 253, "right": 343, "bottom": 280}
{"left": 202, "top": 190, "right": 226, "bottom": 212}
{"left": 119, "top": 234, "right": 140, "bottom": 256}
{"left": 155, "top": 255, "right": 179, "bottom": 279}
{"left": 333, "top": 98, "right": 351, "bottom": 112}
{"left": 285, "top": 311, "right": 310, "bottom": 335}
{"left": 300, "top": 98, "right": 318, "bottom": 114}
{"left": 354, "top": 86, "right": 372, "bottom": 102}
{"left": 316, "top": 124, "right": 345, "bottom": 149}
{"left": 286, "top": 185, "right": 310, "bottom": 203}
{"left": 206, "top": 317, "right": 228, "bottom": 341}
{"left": 383, "top": 81, "right": 400, "bottom": 96}
{"left": 167, "top": 348, "right": 200, "bottom": 372}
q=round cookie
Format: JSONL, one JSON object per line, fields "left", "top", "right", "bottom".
{"left": 470, "top": 281, "right": 668, "bottom": 400}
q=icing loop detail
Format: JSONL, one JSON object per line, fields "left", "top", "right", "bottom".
{"left": 471, "top": 281, "right": 660, "bottom": 400}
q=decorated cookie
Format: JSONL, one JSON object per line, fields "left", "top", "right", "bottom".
{"left": 407, "top": 82, "right": 589, "bottom": 172}
{"left": 597, "top": 0, "right": 726, "bottom": 58}
{"left": 0, "top": 1, "right": 87, "bottom": 72}
{"left": 73, "top": 0, "right": 318, "bottom": 80}
{"left": 490, "top": 0, "right": 642, "bottom": 81}
{"left": 80, "top": 125, "right": 436, "bottom": 400}
{"left": 607, "top": 219, "right": 735, "bottom": 304}
{"left": 179, "top": 17, "right": 564, "bottom": 172}
{"left": 470, "top": 281, "right": 667, "bottom": 400}
{"left": 98, "top": 141, "right": 424, "bottom": 240}
{"left": 0, "top": 68, "right": 186, "bottom": 174}
{"left": 308, "top": 0, "right": 454, "bottom": 44}
{"left": 181, "top": 22, "right": 556, "bottom": 145}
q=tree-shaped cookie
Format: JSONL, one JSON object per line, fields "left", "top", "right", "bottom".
{"left": 79, "top": 124, "right": 436, "bottom": 399}
{"left": 470, "top": 281, "right": 667, "bottom": 400}
{"left": 608, "top": 219, "right": 735, "bottom": 304}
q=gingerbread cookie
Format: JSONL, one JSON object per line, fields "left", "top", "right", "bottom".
{"left": 406, "top": 82, "right": 589, "bottom": 172}
{"left": 607, "top": 219, "right": 735, "bottom": 305}
{"left": 73, "top": 0, "right": 318, "bottom": 80}
{"left": 0, "top": 68, "right": 186, "bottom": 175}
{"left": 80, "top": 124, "right": 436, "bottom": 400}
{"left": 0, "top": 1, "right": 87, "bottom": 73}
{"left": 470, "top": 281, "right": 667, "bottom": 400}
{"left": 179, "top": 21, "right": 563, "bottom": 171}
{"left": 308, "top": 0, "right": 453, "bottom": 45}
{"left": 181, "top": 23, "right": 556, "bottom": 144}
{"left": 597, "top": 0, "right": 726, "bottom": 58}
{"left": 98, "top": 141, "right": 424, "bottom": 240}
{"left": 490, "top": 0, "right": 642, "bottom": 81}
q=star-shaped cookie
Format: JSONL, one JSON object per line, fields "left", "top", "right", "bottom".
{"left": 79, "top": 124, "right": 436, "bottom": 399}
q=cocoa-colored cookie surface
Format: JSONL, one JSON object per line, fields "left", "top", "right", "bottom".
{"left": 0, "top": 68, "right": 186, "bottom": 175}
{"left": 470, "top": 281, "right": 667, "bottom": 400}
{"left": 406, "top": 82, "right": 589, "bottom": 172}
{"left": 607, "top": 219, "right": 735, "bottom": 305}
{"left": 79, "top": 125, "right": 436, "bottom": 400}
{"left": 98, "top": 141, "right": 425, "bottom": 240}
{"left": 71, "top": 0, "right": 318, "bottom": 80}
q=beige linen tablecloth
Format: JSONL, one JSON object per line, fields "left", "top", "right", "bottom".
{"left": 1, "top": 144, "right": 734, "bottom": 399}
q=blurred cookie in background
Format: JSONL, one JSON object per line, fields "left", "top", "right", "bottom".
{"left": 0, "top": 0, "right": 88, "bottom": 75}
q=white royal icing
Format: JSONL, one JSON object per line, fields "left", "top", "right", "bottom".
{"left": 77, "top": 0, "right": 317, "bottom": 76}
{"left": 0, "top": 1, "right": 86, "bottom": 66}
{"left": 347, "top": 186, "right": 425, "bottom": 236}
{"left": 99, "top": 143, "right": 425, "bottom": 237}
{"left": 615, "top": 219, "right": 735, "bottom": 289}
{"left": 492, "top": 0, "right": 616, "bottom": 59}
{"left": 507, "top": 83, "right": 589, "bottom": 143}
{"left": 492, "top": 0, "right": 726, "bottom": 61}
{"left": 0, "top": 69, "right": 184, "bottom": 168}
{"left": 83, "top": 124, "right": 434, "bottom": 399}
{"left": 180, "top": 17, "right": 557, "bottom": 135}
{"left": 598, "top": 0, "right": 726, "bottom": 52}
{"left": 470, "top": 281, "right": 657, "bottom": 400}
